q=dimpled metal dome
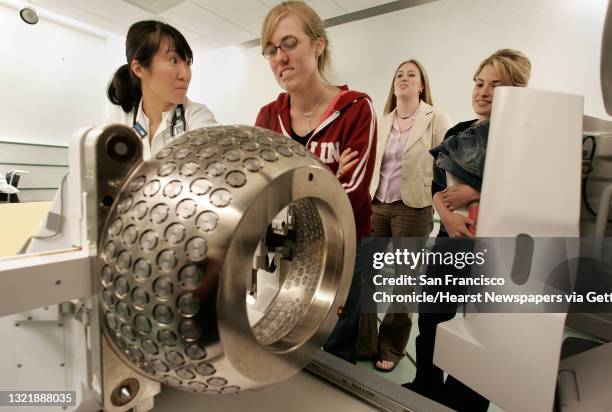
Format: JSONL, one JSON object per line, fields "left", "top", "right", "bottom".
{"left": 97, "top": 125, "right": 355, "bottom": 394}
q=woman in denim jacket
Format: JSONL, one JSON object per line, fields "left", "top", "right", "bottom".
{"left": 404, "top": 49, "right": 531, "bottom": 412}
{"left": 432, "top": 49, "right": 531, "bottom": 236}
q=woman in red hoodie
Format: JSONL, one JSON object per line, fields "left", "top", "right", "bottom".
{"left": 255, "top": 0, "right": 377, "bottom": 363}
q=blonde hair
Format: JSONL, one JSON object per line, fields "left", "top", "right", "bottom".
{"left": 383, "top": 59, "right": 433, "bottom": 115}
{"left": 260, "top": 1, "right": 332, "bottom": 82}
{"left": 474, "top": 48, "right": 531, "bottom": 87}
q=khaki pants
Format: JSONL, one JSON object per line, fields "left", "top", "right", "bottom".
{"left": 358, "top": 200, "right": 432, "bottom": 362}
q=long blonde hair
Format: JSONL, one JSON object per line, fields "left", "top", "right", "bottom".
{"left": 261, "top": 1, "right": 332, "bottom": 83}
{"left": 383, "top": 59, "right": 433, "bottom": 115}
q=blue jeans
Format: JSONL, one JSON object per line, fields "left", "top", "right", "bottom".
{"left": 323, "top": 243, "right": 363, "bottom": 364}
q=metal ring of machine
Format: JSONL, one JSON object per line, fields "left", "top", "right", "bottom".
{"left": 96, "top": 125, "right": 355, "bottom": 394}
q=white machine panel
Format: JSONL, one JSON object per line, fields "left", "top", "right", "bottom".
{"left": 435, "top": 87, "right": 583, "bottom": 412}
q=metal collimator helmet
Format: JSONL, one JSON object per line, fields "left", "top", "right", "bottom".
{"left": 95, "top": 125, "right": 355, "bottom": 395}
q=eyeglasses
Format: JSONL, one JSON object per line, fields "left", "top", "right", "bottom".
{"left": 262, "top": 35, "right": 308, "bottom": 60}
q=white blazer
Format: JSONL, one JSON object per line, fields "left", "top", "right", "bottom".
{"left": 369, "top": 101, "right": 452, "bottom": 208}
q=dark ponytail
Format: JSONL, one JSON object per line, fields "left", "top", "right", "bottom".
{"left": 107, "top": 63, "right": 141, "bottom": 113}
{"left": 106, "top": 20, "right": 193, "bottom": 113}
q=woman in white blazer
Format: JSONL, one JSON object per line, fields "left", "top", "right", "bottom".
{"left": 359, "top": 59, "right": 451, "bottom": 372}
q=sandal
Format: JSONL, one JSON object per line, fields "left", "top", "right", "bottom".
{"left": 374, "top": 359, "right": 397, "bottom": 372}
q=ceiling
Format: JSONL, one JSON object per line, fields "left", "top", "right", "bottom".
{"left": 24, "top": 0, "right": 399, "bottom": 50}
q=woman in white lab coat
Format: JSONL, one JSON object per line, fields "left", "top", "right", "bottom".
{"left": 106, "top": 20, "right": 216, "bottom": 159}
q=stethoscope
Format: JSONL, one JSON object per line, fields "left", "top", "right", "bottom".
{"left": 132, "top": 103, "right": 186, "bottom": 141}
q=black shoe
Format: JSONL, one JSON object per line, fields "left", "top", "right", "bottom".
{"left": 402, "top": 381, "right": 423, "bottom": 394}
{"left": 402, "top": 379, "right": 443, "bottom": 403}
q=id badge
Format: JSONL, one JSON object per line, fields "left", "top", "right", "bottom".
{"left": 162, "top": 127, "right": 176, "bottom": 146}
{"left": 133, "top": 122, "right": 147, "bottom": 138}
{"left": 173, "top": 121, "right": 185, "bottom": 137}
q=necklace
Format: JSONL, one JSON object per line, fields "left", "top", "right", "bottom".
{"left": 303, "top": 93, "right": 325, "bottom": 133}
{"left": 397, "top": 110, "right": 418, "bottom": 120}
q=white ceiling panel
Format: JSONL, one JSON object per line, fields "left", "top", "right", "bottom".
{"left": 207, "top": 25, "right": 255, "bottom": 46}
{"left": 75, "top": 0, "right": 154, "bottom": 27}
{"left": 30, "top": 0, "right": 72, "bottom": 22}
{"left": 159, "top": 1, "right": 232, "bottom": 35}
{"left": 257, "top": 0, "right": 284, "bottom": 6}
{"left": 191, "top": 0, "right": 269, "bottom": 24}
{"left": 309, "top": 0, "right": 346, "bottom": 20}
{"left": 165, "top": 21, "right": 202, "bottom": 44}
{"left": 240, "top": 16, "right": 265, "bottom": 36}
{"left": 32, "top": 0, "right": 74, "bottom": 10}
{"left": 24, "top": 0, "right": 422, "bottom": 52}
{"left": 191, "top": 35, "right": 223, "bottom": 51}
{"left": 49, "top": 6, "right": 128, "bottom": 35}
{"left": 122, "top": 0, "right": 185, "bottom": 14}
{"left": 333, "top": 0, "right": 381, "bottom": 13}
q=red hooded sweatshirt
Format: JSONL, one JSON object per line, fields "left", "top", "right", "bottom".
{"left": 256, "top": 85, "right": 377, "bottom": 239}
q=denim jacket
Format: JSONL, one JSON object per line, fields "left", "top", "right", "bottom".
{"left": 430, "top": 119, "right": 490, "bottom": 192}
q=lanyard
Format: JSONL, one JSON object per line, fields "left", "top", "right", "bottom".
{"left": 132, "top": 103, "right": 186, "bottom": 140}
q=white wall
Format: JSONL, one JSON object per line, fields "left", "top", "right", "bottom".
{"left": 0, "top": 0, "right": 609, "bottom": 147}
{"left": 0, "top": 3, "right": 124, "bottom": 146}
{"left": 191, "top": 0, "right": 611, "bottom": 125}
{"left": 189, "top": 46, "right": 278, "bottom": 126}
